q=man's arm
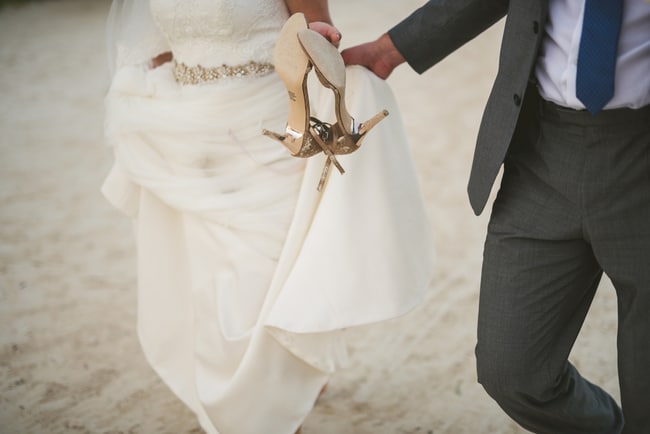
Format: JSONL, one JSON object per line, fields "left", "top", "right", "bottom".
{"left": 343, "top": 0, "right": 508, "bottom": 78}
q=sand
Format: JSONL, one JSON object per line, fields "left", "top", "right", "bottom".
{"left": 0, "top": 1, "right": 620, "bottom": 433}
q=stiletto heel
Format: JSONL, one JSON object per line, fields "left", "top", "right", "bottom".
{"left": 261, "top": 13, "right": 320, "bottom": 158}
{"left": 296, "top": 28, "right": 389, "bottom": 154}
{"left": 262, "top": 13, "right": 344, "bottom": 190}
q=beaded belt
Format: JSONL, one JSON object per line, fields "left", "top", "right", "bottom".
{"left": 173, "top": 61, "right": 275, "bottom": 85}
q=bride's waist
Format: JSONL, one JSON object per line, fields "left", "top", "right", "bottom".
{"left": 108, "top": 61, "right": 286, "bottom": 117}
{"left": 169, "top": 41, "right": 276, "bottom": 85}
{"left": 173, "top": 60, "right": 274, "bottom": 86}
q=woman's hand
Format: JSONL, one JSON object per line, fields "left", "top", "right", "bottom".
{"left": 285, "top": 0, "right": 340, "bottom": 46}
{"left": 150, "top": 51, "right": 173, "bottom": 69}
{"left": 308, "top": 21, "right": 342, "bottom": 48}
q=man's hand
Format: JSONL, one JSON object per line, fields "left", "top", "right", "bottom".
{"left": 341, "top": 33, "right": 405, "bottom": 80}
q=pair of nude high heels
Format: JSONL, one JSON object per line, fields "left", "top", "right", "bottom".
{"left": 263, "top": 13, "right": 389, "bottom": 191}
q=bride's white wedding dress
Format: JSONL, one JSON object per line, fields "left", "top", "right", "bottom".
{"left": 102, "top": 0, "right": 435, "bottom": 433}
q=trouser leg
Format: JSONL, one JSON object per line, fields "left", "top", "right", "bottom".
{"left": 474, "top": 97, "right": 634, "bottom": 433}
{"left": 477, "top": 219, "right": 622, "bottom": 434}
{"left": 582, "top": 110, "right": 650, "bottom": 433}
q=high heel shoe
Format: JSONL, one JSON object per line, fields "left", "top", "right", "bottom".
{"left": 262, "top": 13, "right": 344, "bottom": 190}
{"left": 296, "top": 28, "right": 389, "bottom": 154}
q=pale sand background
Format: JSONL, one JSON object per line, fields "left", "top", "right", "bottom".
{"left": 0, "top": 1, "right": 620, "bottom": 433}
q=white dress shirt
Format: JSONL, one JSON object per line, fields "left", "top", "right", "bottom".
{"left": 535, "top": 0, "right": 650, "bottom": 110}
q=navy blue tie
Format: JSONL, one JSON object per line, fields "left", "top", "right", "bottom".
{"left": 576, "top": 0, "right": 623, "bottom": 114}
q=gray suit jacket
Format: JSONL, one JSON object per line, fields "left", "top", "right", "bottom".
{"left": 388, "top": 0, "right": 549, "bottom": 215}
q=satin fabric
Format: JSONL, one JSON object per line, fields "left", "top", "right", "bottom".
{"left": 103, "top": 53, "right": 435, "bottom": 434}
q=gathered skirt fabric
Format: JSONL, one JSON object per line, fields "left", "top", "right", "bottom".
{"left": 103, "top": 61, "right": 435, "bottom": 434}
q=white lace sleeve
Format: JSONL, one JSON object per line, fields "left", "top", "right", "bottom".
{"left": 106, "top": 0, "right": 170, "bottom": 75}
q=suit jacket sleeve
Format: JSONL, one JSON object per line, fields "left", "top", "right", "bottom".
{"left": 388, "top": 0, "right": 509, "bottom": 74}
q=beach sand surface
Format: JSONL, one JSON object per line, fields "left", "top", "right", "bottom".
{"left": 0, "top": 1, "right": 619, "bottom": 433}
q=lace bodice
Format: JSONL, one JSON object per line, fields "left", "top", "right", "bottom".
{"left": 150, "top": 0, "right": 289, "bottom": 67}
